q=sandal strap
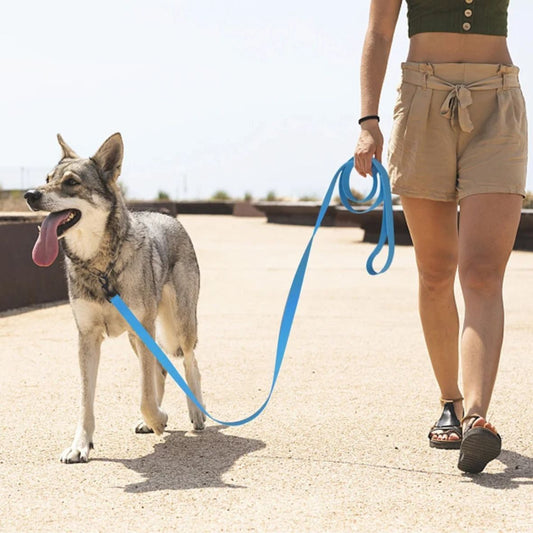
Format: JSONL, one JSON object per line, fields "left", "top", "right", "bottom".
{"left": 461, "top": 414, "right": 501, "bottom": 438}
{"left": 436, "top": 401, "right": 462, "bottom": 428}
{"left": 461, "top": 414, "right": 481, "bottom": 423}
{"left": 428, "top": 401, "right": 463, "bottom": 441}
{"left": 461, "top": 414, "right": 482, "bottom": 430}
{"left": 429, "top": 426, "right": 462, "bottom": 439}
{"left": 440, "top": 397, "right": 463, "bottom": 405}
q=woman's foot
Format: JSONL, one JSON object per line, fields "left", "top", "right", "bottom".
{"left": 428, "top": 398, "right": 464, "bottom": 449}
{"left": 467, "top": 416, "right": 498, "bottom": 435}
{"left": 458, "top": 415, "right": 501, "bottom": 473}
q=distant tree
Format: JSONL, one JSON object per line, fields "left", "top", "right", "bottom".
{"left": 264, "top": 190, "right": 279, "bottom": 202}
{"left": 298, "top": 194, "right": 319, "bottom": 202}
{"left": 118, "top": 181, "right": 128, "bottom": 198}
{"left": 157, "top": 190, "right": 171, "bottom": 201}
{"left": 211, "top": 190, "right": 232, "bottom": 201}
{"left": 243, "top": 192, "right": 253, "bottom": 202}
{"left": 333, "top": 188, "right": 367, "bottom": 205}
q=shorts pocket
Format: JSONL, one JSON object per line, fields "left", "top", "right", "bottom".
{"left": 388, "top": 83, "right": 431, "bottom": 170}
{"left": 392, "top": 81, "right": 417, "bottom": 121}
{"left": 403, "top": 86, "right": 432, "bottom": 142}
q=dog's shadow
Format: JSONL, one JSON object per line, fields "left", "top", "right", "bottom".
{"left": 99, "top": 425, "right": 266, "bottom": 493}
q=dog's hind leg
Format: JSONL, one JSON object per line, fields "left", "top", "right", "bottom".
{"left": 158, "top": 282, "right": 206, "bottom": 430}
{"left": 134, "top": 362, "right": 167, "bottom": 434}
{"left": 60, "top": 330, "right": 103, "bottom": 463}
{"left": 155, "top": 363, "right": 167, "bottom": 406}
{"left": 182, "top": 347, "right": 206, "bottom": 430}
{"left": 128, "top": 329, "right": 168, "bottom": 435}
{"left": 177, "top": 313, "right": 206, "bottom": 430}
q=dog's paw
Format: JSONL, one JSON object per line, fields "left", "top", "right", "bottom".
{"left": 188, "top": 400, "right": 206, "bottom": 430}
{"left": 135, "top": 420, "right": 154, "bottom": 434}
{"left": 60, "top": 442, "right": 93, "bottom": 464}
{"left": 140, "top": 407, "right": 168, "bottom": 435}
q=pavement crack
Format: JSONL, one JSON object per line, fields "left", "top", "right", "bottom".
{"left": 248, "top": 454, "right": 461, "bottom": 477}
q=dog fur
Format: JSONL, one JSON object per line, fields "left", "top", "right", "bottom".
{"left": 25, "top": 133, "right": 205, "bottom": 463}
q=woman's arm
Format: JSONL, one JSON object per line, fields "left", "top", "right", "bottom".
{"left": 355, "top": 0, "right": 402, "bottom": 177}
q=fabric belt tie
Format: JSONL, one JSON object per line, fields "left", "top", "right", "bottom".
{"left": 440, "top": 84, "right": 474, "bottom": 133}
{"left": 402, "top": 69, "right": 520, "bottom": 133}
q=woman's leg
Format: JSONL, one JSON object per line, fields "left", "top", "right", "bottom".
{"left": 401, "top": 196, "right": 463, "bottom": 439}
{"left": 458, "top": 193, "right": 523, "bottom": 432}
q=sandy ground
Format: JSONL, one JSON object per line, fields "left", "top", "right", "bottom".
{"left": 1, "top": 215, "right": 532, "bottom": 532}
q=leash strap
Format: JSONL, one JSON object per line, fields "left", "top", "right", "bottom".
{"left": 109, "top": 157, "right": 395, "bottom": 426}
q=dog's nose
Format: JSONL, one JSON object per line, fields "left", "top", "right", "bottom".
{"left": 24, "top": 189, "right": 42, "bottom": 204}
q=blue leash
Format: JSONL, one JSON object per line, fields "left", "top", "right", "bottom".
{"left": 109, "top": 157, "right": 395, "bottom": 426}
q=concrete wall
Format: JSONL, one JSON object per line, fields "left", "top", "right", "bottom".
{"left": 0, "top": 201, "right": 263, "bottom": 313}
{"left": 2, "top": 205, "right": 532, "bottom": 312}
{"left": 0, "top": 219, "right": 68, "bottom": 312}
{"left": 255, "top": 203, "right": 533, "bottom": 250}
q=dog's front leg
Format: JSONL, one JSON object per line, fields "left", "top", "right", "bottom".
{"left": 129, "top": 332, "right": 168, "bottom": 435}
{"left": 60, "top": 331, "right": 102, "bottom": 463}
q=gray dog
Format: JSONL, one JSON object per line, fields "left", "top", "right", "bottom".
{"left": 25, "top": 133, "right": 205, "bottom": 463}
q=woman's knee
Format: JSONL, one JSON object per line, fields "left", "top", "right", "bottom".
{"left": 459, "top": 262, "right": 504, "bottom": 296}
{"left": 418, "top": 259, "right": 457, "bottom": 294}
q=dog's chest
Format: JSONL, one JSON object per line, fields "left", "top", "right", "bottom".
{"left": 72, "top": 298, "right": 128, "bottom": 338}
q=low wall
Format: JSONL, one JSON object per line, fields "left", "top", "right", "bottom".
{"left": 128, "top": 201, "right": 178, "bottom": 217}
{"left": 514, "top": 209, "right": 533, "bottom": 251}
{"left": 254, "top": 202, "right": 533, "bottom": 249}
{"left": 2, "top": 205, "right": 532, "bottom": 312}
{"left": 0, "top": 202, "right": 263, "bottom": 313}
{"left": 0, "top": 215, "right": 68, "bottom": 312}
{"left": 254, "top": 203, "right": 413, "bottom": 245}
{"left": 253, "top": 202, "right": 337, "bottom": 226}
{"left": 127, "top": 201, "right": 264, "bottom": 217}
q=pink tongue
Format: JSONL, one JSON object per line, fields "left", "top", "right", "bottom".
{"left": 32, "top": 211, "right": 72, "bottom": 267}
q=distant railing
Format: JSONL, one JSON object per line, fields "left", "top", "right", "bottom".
{"left": 0, "top": 167, "right": 49, "bottom": 192}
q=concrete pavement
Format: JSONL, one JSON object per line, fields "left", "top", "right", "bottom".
{"left": 1, "top": 215, "right": 532, "bottom": 532}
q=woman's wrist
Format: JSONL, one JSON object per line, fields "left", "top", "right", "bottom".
{"left": 358, "top": 114, "right": 380, "bottom": 125}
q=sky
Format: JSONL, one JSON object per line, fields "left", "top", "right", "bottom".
{"left": 1, "top": 0, "right": 532, "bottom": 200}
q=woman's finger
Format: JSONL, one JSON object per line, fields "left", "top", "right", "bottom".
{"left": 354, "top": 152, "right": 370, "bottom": 177}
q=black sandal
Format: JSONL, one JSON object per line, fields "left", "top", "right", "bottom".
{"left": 428, "top": 398, "right": 463, "bottom": 450}
{"left": 458, "top": 415, "right": 502, "bottom": 474}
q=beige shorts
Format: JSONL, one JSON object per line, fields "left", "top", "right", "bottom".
{"left": 388, "top": 62, "right": 528, "bottom": 202}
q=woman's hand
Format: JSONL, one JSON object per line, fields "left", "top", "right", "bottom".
{"left": 354, "top": 121, "right": 384, "bottom": 177}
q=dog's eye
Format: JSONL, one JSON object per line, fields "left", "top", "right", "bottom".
{"left": 65, "top": 178, "right": 80, "bottom": 187}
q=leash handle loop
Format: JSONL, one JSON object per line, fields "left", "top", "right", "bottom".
{"left": 109, "top": 157, "right": 394, "bottom": 426}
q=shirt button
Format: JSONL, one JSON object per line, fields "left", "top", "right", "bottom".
{"left": 465, "top": 0, "right": 473, "bottom": 4}
{"left": 463, "top": 22, "right": 472, "bottom": 31}
{"left": 465, "top": 9, "right": 472, "bottom": 16}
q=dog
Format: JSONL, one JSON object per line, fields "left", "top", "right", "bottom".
{"left": 25, "top": 133, "right": 206, "bottom": 463}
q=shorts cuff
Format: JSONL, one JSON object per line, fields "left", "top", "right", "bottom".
{"left": 458, "top": 186, "right": 526, "bottom": 202}
{"left": 391, "top": 185, "right": 457, "bottom": 202}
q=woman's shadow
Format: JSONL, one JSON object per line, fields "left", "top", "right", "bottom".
{"left": 463, "top": 448, "right": 533, "bottom": 489}
{"left": 97, "top": 425, "right": 266, "bottom": 493}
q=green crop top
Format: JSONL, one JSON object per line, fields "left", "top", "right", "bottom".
{"left": 407, "top": 0, "right": 509, "bottom": 38}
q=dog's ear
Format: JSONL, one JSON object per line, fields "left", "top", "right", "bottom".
{"left": 57, "top": 134, "right": 79, "bottom": 160}
{"left": 92, "top": 133, "right": 124, "bottom": 182}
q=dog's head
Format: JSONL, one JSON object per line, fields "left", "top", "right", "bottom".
{"left": 25, "top": 133, "right": 124, "bottom": 267}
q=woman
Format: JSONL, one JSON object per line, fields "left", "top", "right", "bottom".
{"left": 355, "top": 0, "right": 527, "bottom": 474}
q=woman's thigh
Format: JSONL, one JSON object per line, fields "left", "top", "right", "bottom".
{"left": 458, "top": 193, "right": 522, "bottom": 288}
{"left": 401, "top": 196, "right": 459, "bottom": 284}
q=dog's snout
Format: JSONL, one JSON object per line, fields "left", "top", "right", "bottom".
{"left": 24, "top": 189, "right": 42, "bottom": 204}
